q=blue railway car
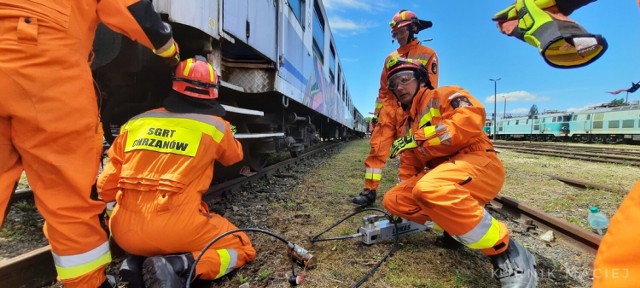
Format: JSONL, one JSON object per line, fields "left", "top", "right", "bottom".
{"left": 92, "top": 0, "right": 367, "bottom": 171}
{"left": 568, "top": 104, "right": 640, "bottom": 144}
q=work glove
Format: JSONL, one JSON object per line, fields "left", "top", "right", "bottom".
{"left": 231, "top": 124, "right": 237, "bottom": 135}
{"left": 492, "top": 0, "right": 607, "bottom": 68}
{"left": 371, "top": 114, "right": 379, "bottom": 126}
{"left": 155, "top": 38, "right": 181, "bottom": 67}
{"left": 389, "top": 134, "right": 418, "bottom": 159}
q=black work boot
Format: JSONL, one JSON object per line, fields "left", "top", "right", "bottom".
{"left": 119, "top": 254, "right": 146, "bottom": 288}
{"left": 142, "top": 253, "right": 195, "bottom": 288}
{"left": 434, "top": 231, "right": 463, "bottom": 250}
{"left": 352, "top": 189, "right": 377, "bottom": 206}
{"left": 490, "top": 238, "right": 538, "bottom": 288}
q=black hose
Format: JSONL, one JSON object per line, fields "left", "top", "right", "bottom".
{"left": 308, "top": 207, "right": 400, "bottom": 288}
{"left": 186, "top": 228, "right": 298, "bottom": 288}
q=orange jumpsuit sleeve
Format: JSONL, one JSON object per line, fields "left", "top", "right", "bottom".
{"left": 412, "top": 86, "right": 487, "bottom": 157}
{"left": 215, "top": 120, "right": 244, "bottom": 167}
{"left": 593, "top": 180, "right": 640, "bottom": 287}
{"left": 97, "top": 132, "right": 128, "bottom": 203}
{"left": 96, "top": 0, "right": 174, "bottom": 51}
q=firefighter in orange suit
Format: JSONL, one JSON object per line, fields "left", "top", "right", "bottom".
{"left": 381, "top": 57, "right": 538, "bottom": 288}
{"left": 0, "top": 1, "right": 179, "bottom": 287}
{"left": 353, "top": 10, "right": 439, "bottom": 206}
{"left": 98, "top": 57, "right": 256, "bottom": 287}
{"left": 592, "top": 180, "right": 640, "bottom": 287}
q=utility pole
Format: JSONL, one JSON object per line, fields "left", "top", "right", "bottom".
{"left": 489, "top": 78, "right": 501, "bottom": 141}
{"left": 503, "top": 96, "right": 507, "bottom": 118}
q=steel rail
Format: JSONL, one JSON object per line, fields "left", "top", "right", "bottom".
{"left": 491, "top": 195, "right": 601, "bottom": 254}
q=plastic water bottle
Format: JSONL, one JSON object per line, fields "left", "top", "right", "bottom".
{"left": 587, "top": 206, "right": 609, "bottom": 235}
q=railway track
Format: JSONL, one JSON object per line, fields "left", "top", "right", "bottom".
{"left": 494, "top": 142, "right": 640, "bottom": 167}
{"left": 0, "top": 141, "right": 345, "bottom": 288}
{"left": 2, "top": 142, "right": 609, "bottom": 287}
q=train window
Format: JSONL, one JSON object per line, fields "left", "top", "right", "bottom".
{"left": 329, "top": 43, "right": 336, "bottom": 84}
{"left": 312, "top": 1, "right": 325, "bottom": 62}
{"left": 288, "top": 0, "right": 305, "bottom": 25}
{"left": 515, "top": 120, "right": 519, "bottom": 125}
{"left": 608, "top": 120, "right": 620, "bottom": 129}
{"left": 586, "top": 114, "right": 591, "bottom": 120}
{"left": 622, "top": 119, "right": 635, "bottom": 128}
{"left": 562, "top": 115, "right": 571, "bottom": 122}
{"left": 572, "top": 115, "right": 577, "bottom": 121}
{"left": 593, "top": 121, "right": 603, "bottom": 129}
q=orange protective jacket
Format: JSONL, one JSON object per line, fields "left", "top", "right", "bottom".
{"left": 365, "top": 40, "right": 439, "bottom": 190}
{"left": 0, "top": 1, "right": 175, "bottom": 287}
{"left": 98, "top": 108, "right": 256, "bottom": 280}
{"left": 382, "top": 86, "right": 510, "bottom": 256}
{"left": 592, "top": 180, "right": 640, "bottom": 287}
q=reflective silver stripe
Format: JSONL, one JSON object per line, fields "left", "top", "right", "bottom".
{"left": 224, "top": 249, "right": 238, "bottom": 275}
{"left": 452, "top": 209, "right": 495, "bottom": 246}
{"left": 52, "top": 241, "right": 110, "bottom": 268}
{"left": 447, "top": 92, "right": 463, "bottom": 100}
{"left": 365, "top": 168, "right": 382, "bottom": 181}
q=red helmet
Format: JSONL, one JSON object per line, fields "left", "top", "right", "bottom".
{"left": 172, "top": 57, "right": 219, "bottom": 99}
{"left": 386, "top": 56, "right": 427, "bottom": 78}
{"left": 389, "top": 10, "right": 432, "bottom": 33}
{"left": 390, "top": 10, "right": 417, "bottom": 32}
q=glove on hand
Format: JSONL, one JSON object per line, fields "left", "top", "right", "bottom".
{"left": 155, "top": 38, "right": 180, "bottom": 67}
{"left": 390, "top": 134, "right": 418, "bottom": 159}
{"left": 492, "top": 0, "right": 607, "bottom": 68}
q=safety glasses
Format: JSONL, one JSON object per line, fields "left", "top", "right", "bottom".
{"left": 387, "top": 71, "right": 416, "bottom": 90}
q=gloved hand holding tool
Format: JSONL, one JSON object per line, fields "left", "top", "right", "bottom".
{"left": 389, "top": 134, "right": 418, "bottom": 159}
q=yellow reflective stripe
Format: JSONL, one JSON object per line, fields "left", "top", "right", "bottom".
{"left": 215, "top": 249, "right": 232, "bottom": 279}
{"left": 453, "top": 210, "right": 502, "bottom": 249}
{"left": 155, "top": 40, "right": 176, "bottom": 57}
{"left": 183, "top": 58, "right": 194, "bottom": 76}
{"left": 53, "top": 242, "right": 112, "bottom": 280}
{"left": 427, "top": 137, "right": 441, "bottom": 146}
{"left": 419, "top": 113, "right": 432, "bottom": 128}
{"left": 123, "top": 116, "right": 225, "bottom": 157}
{"left": 208, "top": 63, "right": 215, "bottom": 82}
{"left": 375, "top": 102, "right": 383, "bottom": 109}
{"left": 364, "top": 168, "right": 382, "bottom": 181}
{"left": 422, "top": 126, "right": 437, "bottom": 138}
{"left": 401, "top": 11, "right": 407, "bottom": 20}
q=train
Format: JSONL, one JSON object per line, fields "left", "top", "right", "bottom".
{"left": 485, "top": 104, "right": 640, "bottom": 144}
{"left": 91, "top": 0, "right": 368, "bottom": 173}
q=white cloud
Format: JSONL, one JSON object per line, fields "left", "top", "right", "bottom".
{"left": 328, "top": 16, "right": 375, "bottom": 36}
{"left": 485, "top": 90, "right": 550, "bottom": 103}
{"left": 323, "top": 0, "right": 392, "bottom": 13}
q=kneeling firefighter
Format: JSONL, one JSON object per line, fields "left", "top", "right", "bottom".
{"left": 381, "top": 57, "right": 538, "bottom": 288}
{"left": 97, "top": 57, "right": 256, "bottom": 287}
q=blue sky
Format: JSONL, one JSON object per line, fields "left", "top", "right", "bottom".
{"left": 323, "top": 0, "right": 640, "bottom": 119}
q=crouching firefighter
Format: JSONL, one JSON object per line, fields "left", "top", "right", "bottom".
{"left": 381, "top": 57, "right": 538, "bottom": 288}
{"left": 97, "top": 57, "right": 256, "bottom": 287}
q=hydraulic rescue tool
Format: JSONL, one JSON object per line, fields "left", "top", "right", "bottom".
{"left": 309, "top": 208, "right": 433, "bottom": 288}
{"left": 358, "top": 214, "right": 432, "bottom": 245}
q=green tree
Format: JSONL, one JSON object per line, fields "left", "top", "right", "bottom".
{"left": 608, "top": 98, "right": 626, "bottom": 106}
{"left": 365, "top": 116, "right": 372, "bottom": 123}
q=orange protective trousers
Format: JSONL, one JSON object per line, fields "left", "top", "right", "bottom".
{"left": 382, "top": 86, "right": 510, "bottom": 256}
{"left": 0, "top": 0, "right": 174, "bottom": 286}
{"left": 592, "top": 180, "right": 640, "bottom": 287}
